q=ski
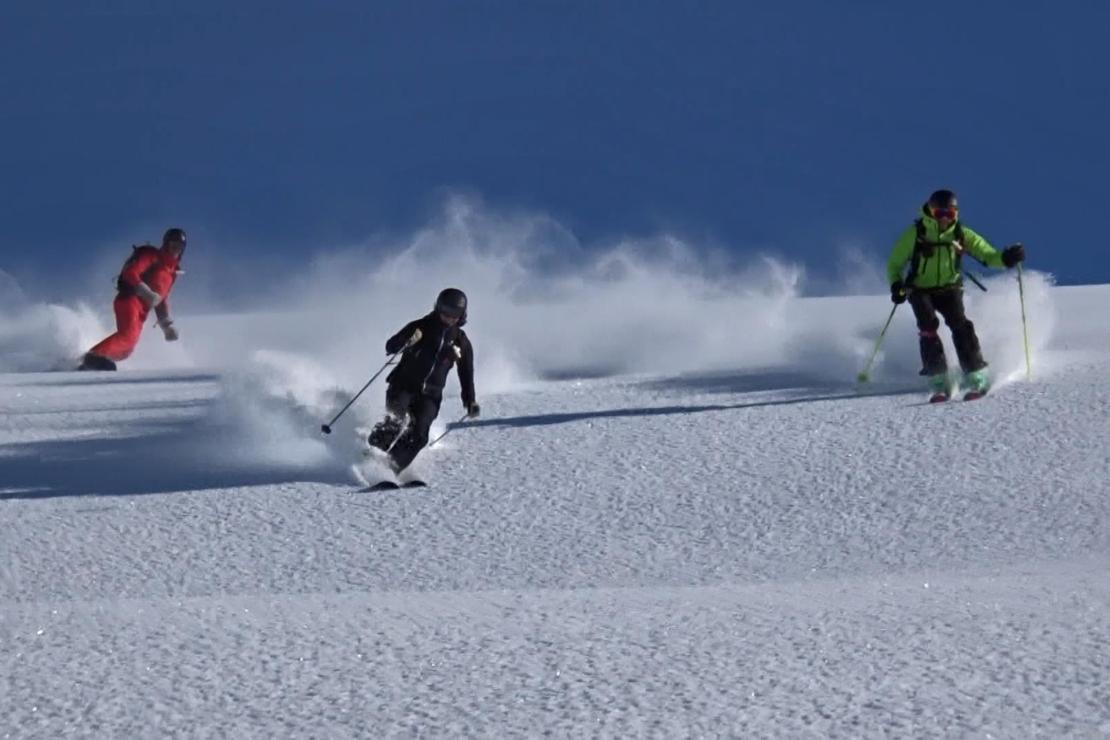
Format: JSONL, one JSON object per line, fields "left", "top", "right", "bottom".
{"left": 360, "top": 479, "right": 428, "bottom": 492}
{"left": 921, "top": 390, "right": 988, "bottom": 404}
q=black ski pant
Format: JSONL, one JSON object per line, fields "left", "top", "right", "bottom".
{"left": 908, "top": 286, "right": 987, "bottom": 375}
{"left": 384, "top": 385, "right": 441, "bottom": 472}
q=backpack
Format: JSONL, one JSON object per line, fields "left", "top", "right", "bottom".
{"left": 908, "top": 220, "right": 987, "bottom": 291}
{"left": 114, "top": 244, "right": 157, "bottom": 294}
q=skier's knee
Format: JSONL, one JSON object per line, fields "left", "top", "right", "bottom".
{"left": 945, "top": 311, "right": 966, "bottom": 326}
{"left": 385, "top": 397, "right": 408, "bottom": 418}
{"left": 950, "top": 317, "right": 976, "bottom": 335}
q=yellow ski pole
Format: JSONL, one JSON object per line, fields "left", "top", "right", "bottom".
{"left": 1017, "top": 264, "right": 1032, "bottom": 379}
{"left": 857, "top": 304, "right": 899, "bottom": 383}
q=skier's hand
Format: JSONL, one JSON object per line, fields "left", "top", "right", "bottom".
{"left": 135, "top": 282, "right": 163, "bottom": 308}
{"left": 404, "top": 328, "right": 423, "bottom": 349}
{"left": 466, "top": 402, "right": 481, "bottom": 418}
{"left": 159, "top": 320, "right": 179, "bottom": 342}
{"left": 1001, "top": 243, "right": 1025, "bottom": 268}
{"left": 890, "top": 280, "right": 908, "bottom": 305}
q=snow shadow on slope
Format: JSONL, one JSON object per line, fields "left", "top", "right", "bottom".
{"left": 639, "top": 367, "right": 864, "bottom": 396}
{"left": 0, "top": 421, "right": 345, "bottom": 500}
{"left": 0, "top": 355, "right": 369, "bottom": 500}
{"left": 455, "top": 379, "right": 915, "bottom": 433}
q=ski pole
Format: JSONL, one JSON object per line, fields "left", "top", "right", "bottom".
{"left": 320, "top": 353, "right": 399, "bottom": 434}
{"left": 857, "top": 304, "right": 899, "bottom": 383}
{"left": 1017, "top": 264, "right": 1032, "bottom": 379}
{"left": 963, "top": 270, "right": 988, "bottom": 292}
{"left": 428, "top": 413, "right": 471, "bottom": 448}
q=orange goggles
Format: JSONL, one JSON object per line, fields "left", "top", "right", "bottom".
{"left": 929, "top": 205, "right": 958, "bottom": 220}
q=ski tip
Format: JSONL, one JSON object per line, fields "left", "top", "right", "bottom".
{"left": 402, "top": 480, "right": 428, "bottom": 488}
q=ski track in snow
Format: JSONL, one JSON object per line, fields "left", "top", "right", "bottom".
{"left": 3, "top": 292, "right": 1110, "bottom": 735}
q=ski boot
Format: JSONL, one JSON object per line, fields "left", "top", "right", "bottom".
{"left": 927, "top": 373, "right": 951, "bottom": 403}
{"left": 962, "top": 369, "right": 990, "bottom": 401}
{"left": 368, "top": 414, "right": 405, "bottom": 452}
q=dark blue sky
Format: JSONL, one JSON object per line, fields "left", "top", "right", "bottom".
{"left": 2, "top": 1, "right": 1108, "bottom": 297}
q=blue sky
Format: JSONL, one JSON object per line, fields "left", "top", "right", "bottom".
{"left": 2, "top": 1, "right": 1108, "bottom": 297}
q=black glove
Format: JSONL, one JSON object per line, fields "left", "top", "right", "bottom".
{"left": 890, "top": 280, "right": 907, "bottom": 305}
{"left": 1001, "top": 243, "right": 1025, "bottom": 268}
{"left": 466, "top": 402, "right": 481, "bottom": 418}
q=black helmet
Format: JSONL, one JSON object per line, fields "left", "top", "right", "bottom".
{"left": 925, "top": 190, "right": 959, "bottom": 221}
{"left": 927, "top": 189, "right": 958, "bottom": 209}
{"left": 435, "top": 288, "right": 468, "bottom": 322}
{"left": 162, "top": 228, "right": 187, "bottom": 246}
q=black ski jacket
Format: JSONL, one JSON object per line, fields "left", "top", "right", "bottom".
{"left": 385, "top": 313, "right": 475, "bottom": 405}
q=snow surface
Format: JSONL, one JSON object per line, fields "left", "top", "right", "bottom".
{"left": 2, "top": 259, "right": 1110, "bottom": 736}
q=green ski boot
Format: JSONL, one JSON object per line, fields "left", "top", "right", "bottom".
{"left": 927, "top": 373, "right": 950, "bottom": 403}
{"left": 963, "top": 369, "right": 990, "bottom": 401}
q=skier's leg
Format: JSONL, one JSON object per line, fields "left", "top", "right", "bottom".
{"left": 935, "top": 288, "right": 987, "bottom": 374}
{"left": 368, "top": 385, "right": 413, "bottom": 451}
{"left": 909, "top": 291, "right": 946, "bottom": 376}
{"left": 84, "top": 296, "right": 147, "bottom": 365}
{"left": 389, "top": 394, "right": 441, "bottom": 472}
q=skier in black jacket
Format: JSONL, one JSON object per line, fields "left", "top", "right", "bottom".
{"left": 368, "top": 288, "right": 480, "bottom": 472}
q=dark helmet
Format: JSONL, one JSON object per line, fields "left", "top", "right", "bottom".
{"left": 435, "top": 288, "right": 468, "bottom": 323}
{"left": 926, "top": 190, "right": 959, "bottom": 220}
{"left": 162, "top": 228, "right": 187, "bottom": 247}
{"left": 927, "top": 189, "right": 958, "bottom": 209}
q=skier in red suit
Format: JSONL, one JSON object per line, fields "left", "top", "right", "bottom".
{"left": 79, "top": 228, "right": 187, "bottom": 371}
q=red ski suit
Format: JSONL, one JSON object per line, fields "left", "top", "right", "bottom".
{"left": 88, "top": 246, "right": 181, "bottom": 361}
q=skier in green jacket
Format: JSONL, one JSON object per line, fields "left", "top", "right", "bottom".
{"left": 888, "top": 189, "right": 1026, "bottom": 400}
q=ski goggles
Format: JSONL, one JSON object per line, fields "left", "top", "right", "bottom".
{"left": 436, "top": 304, "right": 465, "bottom": 319}
{"left": 929, "top": 205, "right": 958, "bottom": 220}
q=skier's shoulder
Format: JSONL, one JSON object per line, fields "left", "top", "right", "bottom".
{"left": 956, "top": 222, "right": 984, "bottom": 240}
{"left": 125, "top": 243, "right": 160, "bottom": 262}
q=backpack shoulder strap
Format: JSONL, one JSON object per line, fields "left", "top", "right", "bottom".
{"left": 905, "top": 219, "right": 927, "bottom": 284}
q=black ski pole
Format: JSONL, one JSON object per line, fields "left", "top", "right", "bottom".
{"left": 320, "top": 352, "right": 399, "bottom": 434}
{"left": 428, "top": 412, "right": 471, "bottom": 448}
{"left": 964, "top": 270, "right": 988, "bottom": 292}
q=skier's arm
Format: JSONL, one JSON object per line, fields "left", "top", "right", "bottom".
{"left": 457, "top": 333, "right": 476, "bottom": 409}
{"left": 385, "top": 320, "right": 422, "bottom": 354}
{"left": 119, "top": 250, "right": 159, "bottom": 290}
{"left": 156, "top": 304, "right": 178, "bottom": 341}
{"left": 887, "top": 226, "right": 917, "bottom": 284}
{"left": 960, "top": 226, "right": 1005, "bottom": 269}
